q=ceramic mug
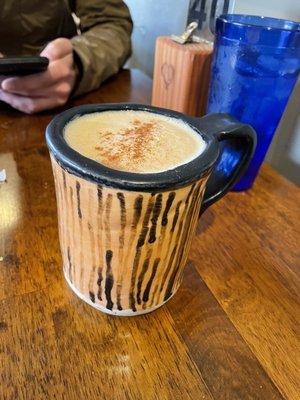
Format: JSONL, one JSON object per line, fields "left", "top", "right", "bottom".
{"left": 46, "top": 104, "right": 256, "bottom": 316}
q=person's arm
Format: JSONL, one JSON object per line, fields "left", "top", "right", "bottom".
{"left": 71, "top": 0, "right": 133, "bottom": 96}
{"left": 0, "top": 39, "right": 76, "bottom": 114}
{"left": 0, "top": 0, "right": 132, "bottom": 114}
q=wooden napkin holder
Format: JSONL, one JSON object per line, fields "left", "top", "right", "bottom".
{"left": 152, "top": 35, "right": 213, "bottom": 117}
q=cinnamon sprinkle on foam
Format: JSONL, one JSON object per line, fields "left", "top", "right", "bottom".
{"left": 64, "top": 110, "right": 206, "bottom": 173}
{"left": 94, "top": 119, "right": 157, "bottom": 169}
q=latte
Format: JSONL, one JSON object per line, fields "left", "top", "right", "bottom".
{"left": 64, "top": 110, "right": 206, "bottom": 173}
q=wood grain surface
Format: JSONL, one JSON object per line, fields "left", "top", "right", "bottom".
{"left": 0, "top": 69, "right": 299, "bottom": 400}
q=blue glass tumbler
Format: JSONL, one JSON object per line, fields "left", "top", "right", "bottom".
{"left": 207, "top": 15, "right": 300, "bottom": 191}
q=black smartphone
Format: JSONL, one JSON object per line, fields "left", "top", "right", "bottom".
{"left": 0, "top": 56, "right": 49, "bottom": 76}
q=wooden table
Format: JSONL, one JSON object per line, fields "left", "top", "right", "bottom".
{"left": 0, "top": 69, "right": 299, "bottom": 400}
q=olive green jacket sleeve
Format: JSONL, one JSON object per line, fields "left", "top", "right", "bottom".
{"left": 71, "top": 0, "right": 132, "bottom": 96}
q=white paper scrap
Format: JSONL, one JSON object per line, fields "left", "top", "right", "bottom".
{"left": 0, "top": 169, "right": 6, "bottom": 183}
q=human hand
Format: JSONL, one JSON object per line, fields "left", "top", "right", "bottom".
{"left": 0, "top": 38, "right": 76, "bottom": 114}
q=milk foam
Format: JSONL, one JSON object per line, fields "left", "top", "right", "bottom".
{"left": 64, "top": 110, "right": 206, "bottom": 173}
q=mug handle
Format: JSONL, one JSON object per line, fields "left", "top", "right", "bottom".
{"left": 193, "top": 113, "right": 256, "bottom": 212}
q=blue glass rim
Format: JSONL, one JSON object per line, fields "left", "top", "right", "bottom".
{"left": 216, "top": 14, "right": 300, "bottom": 48}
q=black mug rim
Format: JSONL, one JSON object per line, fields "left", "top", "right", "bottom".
{"left": 45, "top": 103, "right": 220, "bottom": 192}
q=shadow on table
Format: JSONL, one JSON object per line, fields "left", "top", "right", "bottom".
{"left": 196, "top": 208, "right": 215, "bottom": 236}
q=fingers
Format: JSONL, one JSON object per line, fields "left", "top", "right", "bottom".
{"left": 0, "top": 89, "right": 67, "bottom": 114}
{"left": 40, "top": 38, "right": 73, "bottom": 61}
{"left": 1, "top": 80, "right": 72, "bottom": 99}
{"left": 1, "top": 54, "right": 74, "bottom": 95}
{"left": 3, "top": 80, "right": 72, "bottom": 99}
